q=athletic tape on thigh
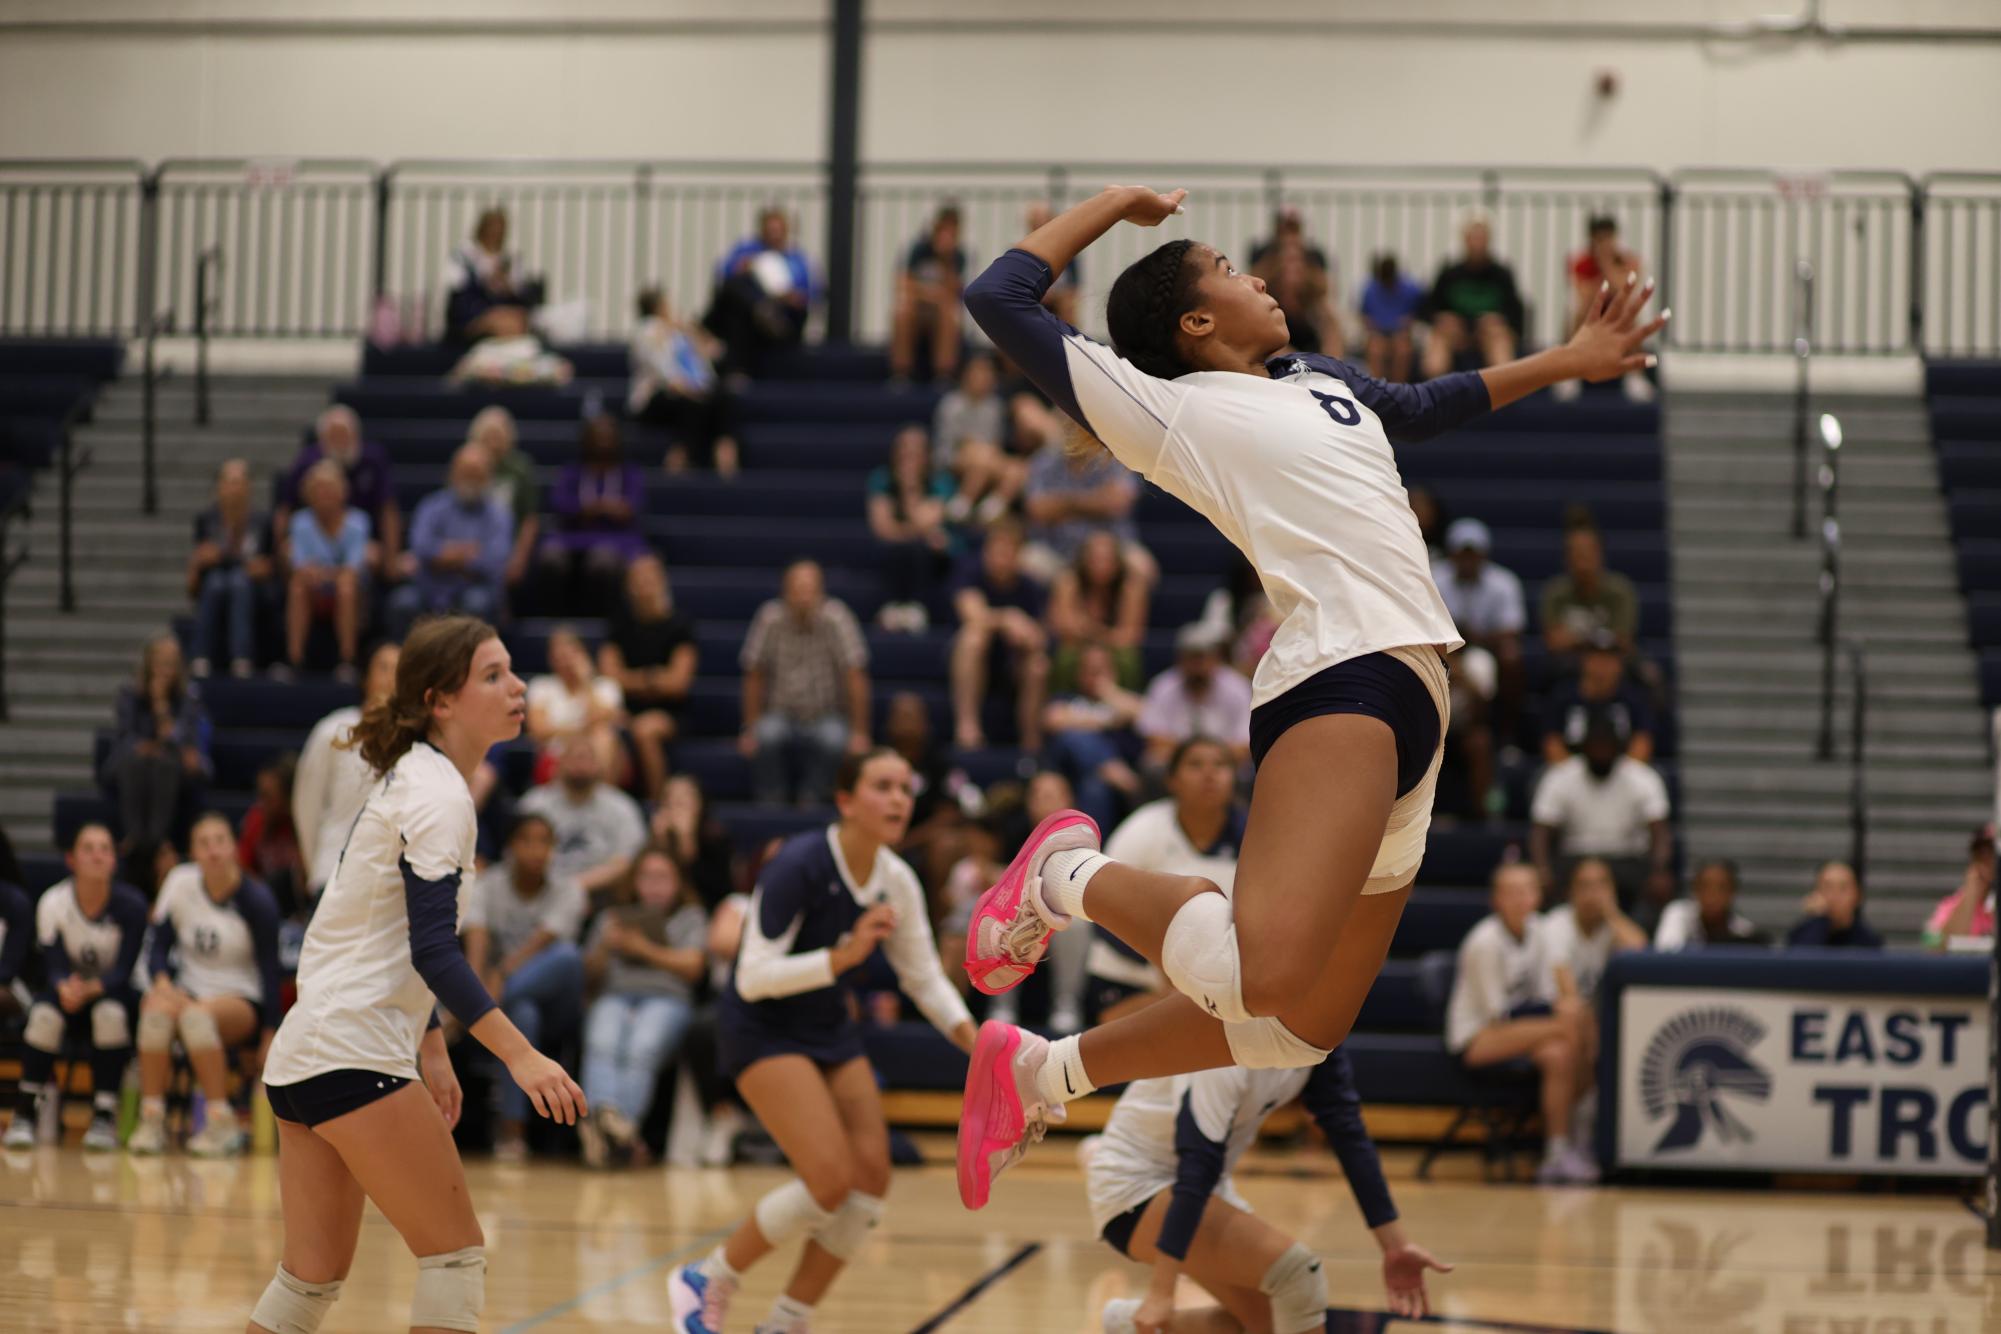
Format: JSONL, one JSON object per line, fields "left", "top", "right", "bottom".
{"left": 411, "top": 1245, "right": 485, "bottom": 1333}
{"left": 1223, "top": 1016, "right": 1330, "bottom": 1071}
{"left": 90, "top": 998, "right": 131, "bottom": 1048}
{"left": 176, "top": 1006, "right": 222, "bottom": 1052}
{"left": 137, "top": 1009, "right": 177, "bottom": 1053}
{"left": 754, "top": 1177, "right": 837, "bottom": 1248}
{"left": 810, "top": 1190, "right": 885, "bottom": 1260}
{"left": 1159, "top": 892, "right": 1249, "bottom": 1023}
{"left": 23, "top": 1003, "right": 63, "bottom": 1053}
{"left": 1259, "top": 1242, "right": 1328, "bottom": 1334}
{"left": 248, "top": 1265, "right": 343, "bottom": 1334}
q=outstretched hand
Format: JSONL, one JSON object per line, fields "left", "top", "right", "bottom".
{"left": 1382, "top": 1241, "right": 1454, "bottom": 1319}
{"left": 1566, "top": 271, "right": 1669, "bottom": 382}
{"left": 1105, "top": 186, "right": 1188, "bottom": 228}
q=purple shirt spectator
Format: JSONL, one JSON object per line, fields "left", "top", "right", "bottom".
{"left": 546, "top": 461, "right": 649, "bottom": 561}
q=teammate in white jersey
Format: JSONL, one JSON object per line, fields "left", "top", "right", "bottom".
{"left": 293, "top": 641, "right": 400, "bottom": 900}
{"left": 957, "top": 186, "right": 1666, "bottom": 1208}
{"left": 128, "top": 811, "right": 283, "bottom": 1158}
{"left": 246, "top": 616, "right": 583, "bottom": 1334}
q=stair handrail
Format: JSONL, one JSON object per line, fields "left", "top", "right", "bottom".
{"left": 1815, "top": 412, "right": 1844, "bottom": 761}
{"left": 1844, "top": 640, "right": 1866, "bottom": 879}
{"left": 0, "top": 490, "right": 30, "bottom": 723}
{"left": 193, "top": 245, "right": 222, "bottom": 426}
{"left": 56, "top": 399, "right": 95, "bottom": 614}
{"left": 1791, "top": 258, "right": 1815, "bottom": 540}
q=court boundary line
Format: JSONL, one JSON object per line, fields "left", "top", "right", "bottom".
{"left": 497, "top": 1227, "right": 728, "bottom": 1333}
{"left": 906, "top": 1241, "right": 1041, "bottom": 1333}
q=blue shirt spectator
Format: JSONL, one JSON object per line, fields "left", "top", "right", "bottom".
{"left": 1362, "top": 270, "right": 1426, "bottom": 334}
{"left": 390, "top": 444, "right": 514, "bottom": 635}
{"left": 290, "top": 502, "right": 370, "bottom": 572}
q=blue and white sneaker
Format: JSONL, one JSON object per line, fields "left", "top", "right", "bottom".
{"left": 668, "top": 1262, "right": 734, "bottom": 1334}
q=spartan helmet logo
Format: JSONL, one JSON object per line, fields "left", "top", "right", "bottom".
{"left": 1639, "top": 1007, "right": 1773, "bottom": 1153}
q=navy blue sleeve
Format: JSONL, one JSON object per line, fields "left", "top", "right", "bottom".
{"left": 1159, "top": 1092, "right": 1230, "bottom": 1262}
{"left": 1302, "top": 1050, "right": 1398, "bottom": 1229}
{"left": 100, "top": 889, "right": 151, "bottom": 995}
{"left": 1295, "top": 353, "right": 1491, "bottom": 445}
{"left": 400, "top": 857, "right": 499, "bottom": 1029}
{"left": 0, "top": 886, "right": 30, "bottom": 985}
{"left": 147, "top": 914, "right": 179, "bottom": 985}
{"left": 427, "top": 1008, "right": 442, "bottom": 1032}
{"left": 239, "top": 881, "right": 286, "bottom": 1031}
{"left": 963, "top": 249, "right": 1088, "bottom": 427}
{"left": 754, "top": 841, "right": 820, "bottom": 942}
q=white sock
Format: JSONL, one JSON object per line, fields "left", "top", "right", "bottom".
{"left": 1034, "top": 1034, "right": 1097, "bottom": 1107}
{"left": 140, "top": 1096, "right": 166, "bottom": 1121}
{"left": 1040, "top": 850, "right": 1109, "bottom": 922}
{"left": 768, "top": 1294, "right": 813, "bottom": 1327}
{"left": 208, "top": 1104, "right": 238, "bottom": 1129}
{"left": 1542, "top": 1137, "right": 1569, "bottom": 1164}
{"left": 700, "top": 1246, "right": 741, "bottom": 1285}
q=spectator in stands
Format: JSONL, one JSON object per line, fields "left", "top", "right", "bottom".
{"left": 1249, "top": 205, "right": 1342, "bottom": 356}
{"left": 101, "top": 635, "right": 211, "bottom": 880}
{"left": 1787, "top": 860, "right": 1884, "bottom": 949}
{"left": 464, "top": 811, "right": 588, "bottom": 1162}
{"left": 738, "top": 559, "right": 871, "bottom": 805}
{"left": 1137, "top": 623, "right": 1254, "bottom": 773}
{"left": 1560, "top": 215, "right": 1654, "bottom": 404}
{"left": 527, "top": 626, "right": 628, "bottom": 782}
{"left": 1447, "top": 862, "right": 1598, "bottom": 1185}
{"left": 936, "top": 814, "right": 1006, "bottom": 998}
{"left": 1539, "top": 857, "right": 1648, "bottom": 1003}
{"left": 1540, "top": 523, "right": 1640, "bottom": 670}
{"left": 950, "top": 518, "right": 1050, "bottom": 752}
{"left": 236, "top": 752, "right": 304, "bottom": 917}
{"left": 601, "top": 555, "right": 698, "bottom": 803}
{"left": 1543, "top": 629, "right": 1654, "bottom": 766}
{"left": 277, "top": 405, "right": 399, "bottom": 573}
{"left": 517, "top": 739, "right": 648, "bottom": 910}
{"left": 890, "top": 202, "right": 968, "bottom": 383}
{"left": 1655, "top": 858, "right": 1770, "bottom": 951}
{"left": 1022, "top": 200, "right": 1081, "bottom": 326}
{"left": 1421, "top": 213, "right": 1525, "bottom": 380}
{"left": 707, "top": 205, "right": 816, "bottom": 377}
{"left": 631, "top": 286, "right": 740, "bottom": 478}
{"left": 390, "top": 442, "right": 512, "bottom": 637}
{"left": 283, "top": 460, "right": 370, "bottom": 679}
{"left": 542, "top": 413, "right": 648, "bottom": 618}
{"left": 1042, "top": 641, "right": 1145, "bottom": 834}
{"left": 469, "top": 406, "right": 540, "bottom": 596}
{"left": 1361, "top": 252, "right": 1425, "bottom": 383}
{"left": 444, "top": 205, "right": 533, "bottom": 344}
{"left": 1530, "top": 716, "right": 1673, "bottom": 917}
{"left": 933, "top": 353, "right": 1007, "bottom": 475}
{"left": 577, "top": 846, "right": 708, "bottom": 1169}
{"left": 649, "top": 773, "right": 738, "bottom": 913}
{"left": 868, "top": 423, "right": 957, "bottom": 633}
{"left": 1022, "top": 428, "right": 1149, "bottom": 584}
{"left": 1048, "top": 530, "right": 1150, "bottom": 692}
{"left": 293, "top": 641, "right": 399, "bottom": 904}
{"left": 1433, "top": 517, "right": 1525, "bottom": 815}
{"left": 186, "top": 459, "right": 272, "bottom": 679}
{"left": 1923, "top": 823, "right": 1995, "bottom": 951}
{"left": 883, "top": 690, "right": 967, "bottom": 884}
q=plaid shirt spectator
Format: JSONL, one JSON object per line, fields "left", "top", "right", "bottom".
{"left": 741, "top": 596, "right": 869, "bottom": 721}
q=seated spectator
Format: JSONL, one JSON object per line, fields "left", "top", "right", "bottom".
{"left": 630, "top": 286, "right": 739, "bottom": 478}
{"left": 1433, "top": 517, "right": 1525, "bottom": 815}
{"left": 649, "top": 773, "right": 738, "bottom": 913}
{"left": 950, "top": 518, "right": 1050, "bottom": 751}
{"left": 671, "top": 884, "right": 754, "bottom": 1167}
{"left": 390, "top": 442, "right": 512, "bottom": 637}
{"left": 464, "top": 812, "right": 588, "bottom": 1161}
{"left": 1787, "top": 860, "right": 1884, "bottom": 949}
{"left": 1655, "top": 859, "right": 1770, "bottom": 951}
{"left": 237, "top": 753, "right": 305, "bottom": 916}
{"left": 293, "top": 641, "right": 400, "bottom": 903}
{"left": 936, "top": 815, "right": 1006, "bottom": 1000}
{"left": 128, "top": 812, "right": 281, "bottom": 1158}
{"left": 705, "top": 204, "right": 816, "bottom": 377}
{"left": 1042, "top": 641, "right": 1145, "bottom": 834}
{"left": 517, "top": 739, "right": 648, "bottom": 909}
{"left": 444, "top": 206, "right": 533, "bottom": 344}
{"left": 3, "top": 824, "right": 148, "bottom": 1151}
{"left": 1138, "top": 624, "right": 1254, "bottom": 773}
{"left": 1446, "top": 862, "right": 1597, "bottom": 1186}
{"left": 933, "top": 354, "right": 1020, "bottom": 528}
{"left": 1048, "top": 530, "right": 1150, "bottom": 693}
{"left": 186, "top": 459, "right": 273, "bottom": 679}
{"left": 600, "top": 555, "right": 698, "bottom": 802}
{"left": 1923, "top": 823, "right": 1996, "bottom": 952}
{"left": 277, "top": 405, "right": 398, "bottom": 573}
{"left": 1021, "top": 200, "right": 1080, "bottom": 326}
{"left": 1420, "top": 213, "right": 1524, "bottom": 380}
{"left": 867, "top": 424, "right": 956, "bottom": 632}
{"left": 1543, "top": 629, "right": 1653, "bottom": 766}
{"left": 1530, "top": 717, "right": 1673, "bottom": 919}
{"left": 1539, "top": 857, "right": 1648, "bottom": 1002}
{"left": 883, "top": 690, "right": 967, "bottom": 884}
{"left": 527, "top": 626, "right": 627, "bottom": 781}
{"left": 1249, "top": 205, "right": 1342, "bottom": 356}
{"left": 540, "top": 413, "right": 648, "bottom": 618}
{"left": 1561, "top": 215, "right": 1653, "bottom": 404}
{"left": 1540, "top": 523, "right": 1640, "bottom": 672}
{"left": 469, "top": 406, "right": 539, "bottom": 596}
{"left": 738, "top": 559, "right": 870, "bottom": 806}
{"left": 283, "top": 460, "right": 371, "bottom": 680}
{"left": 100, "top": 635, "right": 211, "bottom": 881}
{"left": 890, "top": 202, "right": 967, "bottom": 383}
{"left": 1022, "top": 429, "right": 1151, "bottom": 585}
{"left": 1361, "top": 252, "right": 1425, "bottom": 383}
{"left": 577, "top": 846, "right": 708, "bottom": 1169}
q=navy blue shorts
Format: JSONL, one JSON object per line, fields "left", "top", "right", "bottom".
{"left": 266, "top": 1069, "right": 411, "bottom": 1127}
{"left": 716, "top": 1010, "right": 867, "bottom": 1083}
{"left": 1248, "top": 650, "right": 1443, "bottom": 797}
{"left": 1101, "top": 1200, "right": 1152, "bottom": 1257}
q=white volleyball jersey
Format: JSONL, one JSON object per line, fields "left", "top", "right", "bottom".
{"left": 148, "top": 865, "right": 271, "bottom": 1007}
{"left": 263, "top": 742, "right": 477, "bottom": 1085}
{"left": 1090, "top": 799, "right": 1247, "bottom": 990}
{"left": 37, "top": 879, "right": 149, "bottom": 991}
{"left": 293, "top": 705, "right": 376, "bottom": 893}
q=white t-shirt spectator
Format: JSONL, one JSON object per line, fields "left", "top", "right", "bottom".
{"left": 1530, "top": 756, "right": 1670, "bottom": 859}
{"left": 465, "top": 867, "right": 587, "bottom": 959}
{"left": 527, "top": 674, "right": 624, "bottom": 734}
{"left": 1446, "top": 912, "right": 1549, "bottom": 1054}
{"left": 1536, "top": 904, "right": 1618, "bottom": 1002}
{"left": 1654, "top": 899, "right": 1764, "bottom": 952}
{"left": 1094, "top": 799, "right": 1247, "bottom": 990}
{"left": 1137, "top": 667, "right": 1254, "bottom": 750}
{"left": 1430, "top": 559, "right": 1526, "bottom": 638}
{"left": 516, "top": 781, "right": 648, "bottom": 884}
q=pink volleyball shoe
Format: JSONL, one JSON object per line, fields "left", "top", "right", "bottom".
{"left": 963, "top": 808, "right": 1100, "bottom": 996}
{"left": 956, "top": 1020, "right": 1061, "bottom": 1210}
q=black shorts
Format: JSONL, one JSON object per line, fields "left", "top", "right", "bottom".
{"left": 716, "top": 1009, "right": 867, "bottom": 1084}
{"left": 1248, "top": 650, "right": 1443, "bottom": 796}
{"left": 266, "top": 1069, "right": 412, "bottom": 1127}
{"left": 1101, "top": 1201, "right": 1151, "bottom": 1258}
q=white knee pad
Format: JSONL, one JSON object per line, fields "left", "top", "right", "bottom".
{"left": 137, "top": 1010, "right": 178, "bottom": 1054}
{"left": 810, "top": 1190, "right": 884, "bottom": 1261}
{"left": 753, "top": 1177, "right": 837, "bottom": 1249}
{"left": 176, "top": 1007, "right": 223, "bottom": 1053}
{"left": 1160, "top": 891, "right": 1250, "bottom": 1023}
{"left": 1259, "top": 1242, "right": 1328, "bottom": 1334}
{"left": 23, "top": 1002, "right": 63, "bottom": 1054}
{"left": 90, "top": 999, "right": 130, "bottom": 1049}
{"left": 250, "top": 1265, "right": 343, "bottom": 1334}
{"left": 1224, "top": 1016, "right": 1331, "bottom": 1071}
{"left": 411, "top": 1245, "right": 485, "bottom": 1333}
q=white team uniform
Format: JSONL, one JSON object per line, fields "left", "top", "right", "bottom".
{"left": 1444, "top": 913, "right": 1551, "bottom": 1054}
{"left": 1089, "top": 799, "right": 1244, "bottom": 992}
{"left": 37, "top": 880, "right": 147, "bottom": 990}
{"left": 148, "top": 865, "right": 269, "bottom": 1004}
{"left": 292, "top": 705, "right": 376, "bottom": 894}
{"left": 264, "top": 742, "right": 478, "bottom": 1086}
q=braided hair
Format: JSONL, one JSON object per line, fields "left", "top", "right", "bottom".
{"left": 1106, "top": 239, "right": 1203, "bottom": 381}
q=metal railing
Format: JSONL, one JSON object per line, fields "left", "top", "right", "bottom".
{"left": 1814, "top": 411, "right": 1845, "bottom": 760}
{"left": 0, "top": 159, "right": 147, "bottom": 337}
{"left": 192, "top": 245, "right": 221, "bottom": 424}
{"left": 1792, "top": 260, "right": 1816, "bottom": 539}
{"left": 1843, "top": 641, "right": 1867, "bottom": 880}
{"left": 55, "top": 399, "right": 93, "bottom": 613}
{"left": 0, "top": 490, "right": 27, "bottom": 721}
{"left": 1920, "top": 173, "right": 2001, "bottom": 358}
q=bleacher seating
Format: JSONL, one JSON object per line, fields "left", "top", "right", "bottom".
{"left": 1926, "top": 362, "right": 2001, "bottom": 708}
{"left": 0, "top": 339, "right": 122, "bottom": 506}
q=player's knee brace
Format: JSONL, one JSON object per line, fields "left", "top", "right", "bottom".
{"left": 1258, "top": 1242, "right": 1328, "bottom": 1334}
{"left": 810, "top": 1190, "right": 884, "bottom": 1261}
{"left": 753, "top": 1177, "right": 837, "bottom": 1248}
{"left": 410, "top": 1245, "right": 484, "bottom": 1333}
{"left": 1159, "top": 891, "right": 1250, "bottom": 1023}
{"left": 23, "top": 1003, "right": 63, "bottom": 1054}
{"left": 176, "top": 1007, "right": 222, "bottom": 1053}
{"left": 1223, "top": 1016, "right": 1331, "bottom": 1071}
{"left": 249, "top": 1265, "right": 343, "bottom": 1334}
{"left": 137, "top": 1010, "right": 177, "bottom": 1053}
{"left": 90, "top": 999, "right": 130, "bottom": 1049}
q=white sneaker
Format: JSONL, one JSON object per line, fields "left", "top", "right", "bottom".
{"left": 2, "top": 1114, "right": 36, "bottom": 1150}
{"left": 82, "top": 1113, "right": 120, "bottom": 1152}
{"left": 701, "top": 1105, "right": 745, "bottom": 1167}
{"left": 126, "top": 1115, "right": 169, "bottom": 1156}
{"left": 1557, "top": 1142, "right": 1602, "bottom": 1184}
{"left": 578, "top": 1110, "right": 610, "bottom": 1169}
{"left": 1102, "top": 1297, "right": 1141, "bottom": 1333}
{"left": 667, "top": 1263, "right": 734, "bottom": 1334}
{"left": 188, "top": 1117, "right": 246, "bottom": 1158}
